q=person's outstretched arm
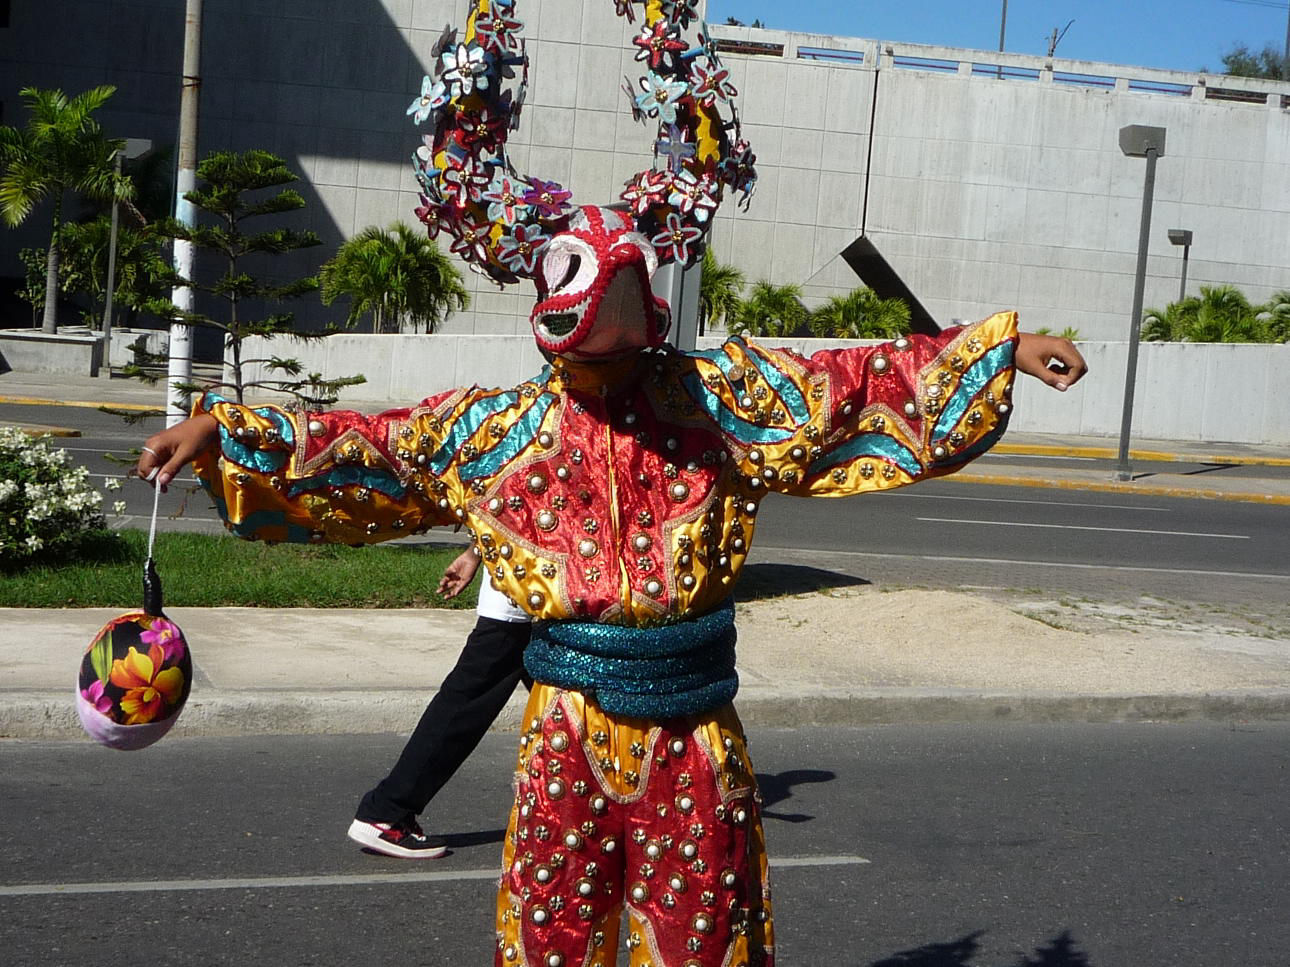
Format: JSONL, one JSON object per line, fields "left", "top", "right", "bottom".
{"left": 680, "top": 311, "right": 1086, "bottom": 499}
{"left": 134, "top": 387, "right": 486, "bottom": 544}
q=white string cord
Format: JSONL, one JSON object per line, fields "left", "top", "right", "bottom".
{"left": 139, "top": 446, "right": 162, "bottom": 565}
{"left": 146, "top": 473, "right": 162, "bottom": 564}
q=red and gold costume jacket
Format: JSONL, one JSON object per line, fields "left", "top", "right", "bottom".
{"left": 194, "top": 312, "right": 1018, "bottom": 626}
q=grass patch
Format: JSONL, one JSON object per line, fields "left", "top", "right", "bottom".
{"left": 0, "top": 530, "right": 476, "bottom": 609}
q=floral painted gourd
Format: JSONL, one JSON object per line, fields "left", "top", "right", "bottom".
{"left": 76, "top": 560, "right": 191, "bottom": 750}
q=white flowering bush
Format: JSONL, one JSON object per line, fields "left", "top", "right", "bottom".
{"left": 0, "top": 426, "right": 108, "bottom": 565}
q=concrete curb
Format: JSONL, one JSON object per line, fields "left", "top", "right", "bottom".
{"left": 0, "top": 395, "right": 160, "bottom": 413}
{"left": 6, "top": 422, "right": 82, "bottom": 438}
{"left": 8, "top": 688, "right": 1290, "bottom": 741}
{"left": 992, "top": 442, "right": 1290, "bottom": 468}
{"left": 946, "top": 471, "right": 1290, "bottom": 505}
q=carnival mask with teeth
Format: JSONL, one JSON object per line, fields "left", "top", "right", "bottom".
{"left": 530, "top": 207, "right": 671, "bottom": 359}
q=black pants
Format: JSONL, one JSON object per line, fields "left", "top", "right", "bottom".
{"left": 356, "top": 616, "right": 532, "bottom": 824}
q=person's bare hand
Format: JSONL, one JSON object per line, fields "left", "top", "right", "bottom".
{"left": 1015, "top": 332, "right": 1088, "bottom": 391}
{"left": 136, "top": 414, "right": 220, "bottom": 492}
{"left": 437, "top": 547, "right": 482, "bottom": 598}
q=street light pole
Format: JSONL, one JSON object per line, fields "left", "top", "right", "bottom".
{"left": 1115, "top": 125, "right": 1167, "bottom": 483}
{"left": 999, "top": 0, "right": 1008, "bottom": 52}
{"left": 167, "top": 0, "right": 202, "bottom": 425}
{"left": 100, "top": 150, "right": 123, "bottom": 376}
{"left": 100, "top": 138, "right": 153, "bottom": 378}
{"left": 1168, "top": 229, "right": 1193, "bottom": 304}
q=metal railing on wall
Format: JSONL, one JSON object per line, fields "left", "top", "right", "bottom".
{"left": 796, "top": 46, "right": 864, "bottom": 64}
{"left": 711, "top": 26, "right": 1290, "bottom": 111}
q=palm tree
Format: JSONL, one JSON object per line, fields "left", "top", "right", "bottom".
{"left": 320, "top": 222, "right": 469, "bottom": 333}
{"left": 1257, "top": 290, "right": 1290, "bottom": 342}
{"left": 0, "top": 86, "right": 132, "bottom": 333}
{"left": 697, "top": 247, "right": 744, "bottom": 335}
{"left": 727, "top": 281, "right": 808, "bottom": 339}
{"left": 1143, "top": 285, "right": 1269, "bottom": 343}
{"left": 809, "top": 287, "right": 910, "bottom": 339}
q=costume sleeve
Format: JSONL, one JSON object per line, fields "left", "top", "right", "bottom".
{"left": 683, "top": 311, "right": 1019, "bottom": 496}
{"left": 190, "top": 386, "right": 486, "bottom": 544}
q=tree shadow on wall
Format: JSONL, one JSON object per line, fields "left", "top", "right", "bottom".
{"left": 868, "top": 930, "right": 1092, "bottom": 967}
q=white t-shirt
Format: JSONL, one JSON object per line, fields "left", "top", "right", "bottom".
{"left": 477, "top": 576, "right": 532, "bottom": 623}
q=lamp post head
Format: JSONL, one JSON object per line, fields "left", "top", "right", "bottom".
{"left": 121, "top": 138, "right": 154, "bottom": 161}
{"left": 1167, "top": 229, "right": 1193, "bottom": 247}
{"left": 1118, "top": 125, "right": 1167, "bottom": 158}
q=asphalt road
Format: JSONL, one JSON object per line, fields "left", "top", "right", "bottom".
{"left": 1, "top": 723, "right": 1286, "bottom": 966}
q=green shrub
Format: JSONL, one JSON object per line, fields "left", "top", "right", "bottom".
{"left": 0, "top": 427, "right": 120, "bottom": 566}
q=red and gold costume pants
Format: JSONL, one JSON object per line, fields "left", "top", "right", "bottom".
{"left": 496, "top": 683, "right": 774, "bottom": 967}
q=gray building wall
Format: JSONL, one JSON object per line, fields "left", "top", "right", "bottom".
{"left": 2, "top": 2, "right": 1288, "bottom": 342}
{"left": 709, "top": 29, "right": 1290, "bottom": 338}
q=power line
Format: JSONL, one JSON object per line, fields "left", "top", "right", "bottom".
{"left": 1221, "top": 0, "right": 1288, "bottom": 10}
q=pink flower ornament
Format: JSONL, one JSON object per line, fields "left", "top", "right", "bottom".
{"left": 522, "top": 178, "right": 573, "bottom": 219}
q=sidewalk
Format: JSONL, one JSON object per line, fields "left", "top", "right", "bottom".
{"left": 2, "top": 367, "right": 1289, "bottom": 740}
{"left": 3, "top": 588, "right": 1288, "bottom": 741}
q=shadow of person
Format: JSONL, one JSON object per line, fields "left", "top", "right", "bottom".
{"left": 865, "top": 930, "right": 1094, "bottom": 967}
{"left": 439, "top": 827, "right": 507, "bottom": 850}
{"left": 1013, "top": 931, "right": 1091, "bottom": 967}
{"left": 755, "top": 768, "right": 836, "bottom": 823}
{"left": 735, "top": 563, "right": 870, "bottom": 603}
{"left": 870, "top": 931, "right": 984, "bottom": 967}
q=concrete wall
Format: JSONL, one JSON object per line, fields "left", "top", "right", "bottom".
{"left": 0, "top": 330, "right": 103, "bottom": 376}
{"left": 238, "top": 333, "right": 1290, "bottom": 446}
{"left": 2, "top": 3, "right": 1287, "bottom": 344}
{"left": 708, "top": 28, "right": 1290, "bottom": 340}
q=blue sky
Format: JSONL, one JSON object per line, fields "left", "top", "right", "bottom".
{"left": 706, "top": 0, "right": 1290, "bottom": 74}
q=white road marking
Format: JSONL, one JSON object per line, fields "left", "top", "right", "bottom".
{"left": 0, "top": 855, "right": 871, "bottom": 897}
{"left": 888, "top": 492, "right": 1170, "bottom": 512}
{"left": 87, "top": 472, "right": 199, "bottom": 485}
{"left": 776, "top": 546, "right": 1290, "bottom": 581}
{"left": 914, "top": 517, "right": 1249, "bottom": 540}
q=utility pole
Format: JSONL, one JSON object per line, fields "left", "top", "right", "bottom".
{"left": 1047, "top": 20, "right": 1075, "bottom": 58}
{"left": 167, "top": 0, "right": 202, "bottom": 426}
{"left": 995, "top": 1, "right": 1009, "bottom": 80}
{"left": 1284, "top": 2, "right": 1289, "bottom": 81}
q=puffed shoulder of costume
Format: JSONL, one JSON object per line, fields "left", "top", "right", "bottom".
{"left": 189, "top": 389, "right": 462, "bottom": 544}
{"left": 677, "top": 311, "right": 1020, "bottom": 497}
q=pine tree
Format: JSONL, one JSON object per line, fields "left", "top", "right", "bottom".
{"left": 144, "top": 150, "right": 361, "bottom": 405}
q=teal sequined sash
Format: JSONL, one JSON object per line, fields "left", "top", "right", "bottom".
{"left": 524, "top": 599, "right": 737, "bottom": 718}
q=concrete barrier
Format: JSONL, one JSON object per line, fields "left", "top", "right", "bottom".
{"left": 238, "top": 334, "right": 1290, "bottom": 445}
{"left": 0, "top": 329, "right": 103, "bottom": 377}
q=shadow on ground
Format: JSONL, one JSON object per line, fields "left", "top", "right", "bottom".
{"left": 735, "top": 563, "right": 870, "bottom": 603}
{"left": 870, "top": 930, "right": 1092, "bottom": 966}
{"left": 755, "top": 768, "right": 836, "bottom": 823}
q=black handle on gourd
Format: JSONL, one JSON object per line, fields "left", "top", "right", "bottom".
{"left": 143, "top": 557, "right": 165, "bottom": 617}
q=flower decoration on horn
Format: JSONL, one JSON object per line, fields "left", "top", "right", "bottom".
{"left": 407, "top": 0, "right": 756, "bottom": 287}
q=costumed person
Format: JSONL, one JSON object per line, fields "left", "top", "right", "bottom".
{"left": 137, "top": 1, "right": 1087, "bottom": 964}
{"left": 348, "top": 544, "right": 532, "bottom": 859}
